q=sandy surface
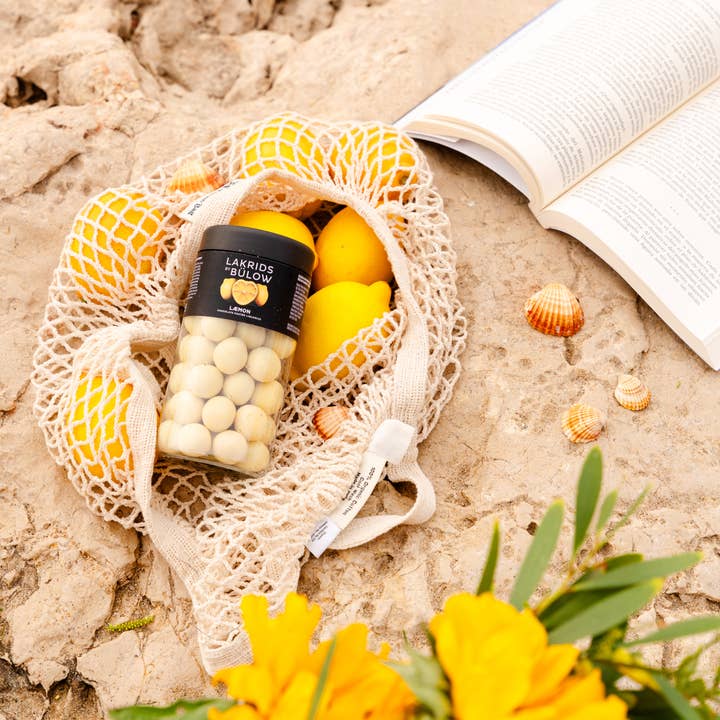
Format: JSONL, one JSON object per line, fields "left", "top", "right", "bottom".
{"left": 1, "top": 0, "right": 718, "bottom": 717}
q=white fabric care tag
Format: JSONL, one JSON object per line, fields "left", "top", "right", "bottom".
{"left": 306, "top": 419, "right": 415, "bottom": 557}
{"left": 178, "top": 179, "right": 254, "bottom": 222}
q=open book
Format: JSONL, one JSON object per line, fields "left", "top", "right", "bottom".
{"left": 397, "top": 0, "right": 720, "bottom": 370}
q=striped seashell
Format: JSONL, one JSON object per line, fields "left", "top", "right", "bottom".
{"left": 168, "top": 159, "right": 224, "bottom": 194}
{"left": 524, "top": 283, "right": 584, "bottom": 337}
{"left": 312, "top": 406, "right": 350, "bottom": 440}
{"left": 561, "top": 403, "right": 604, "bottom": 443}
{"left": 614, "top": 374, "right": 651, "bottom": 411}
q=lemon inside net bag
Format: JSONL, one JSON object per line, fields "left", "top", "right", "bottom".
{"left": 32, "top": 112, "right": 467, "bottom": 672}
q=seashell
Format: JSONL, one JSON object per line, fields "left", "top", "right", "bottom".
{"left": 561, "top": 403, "right": 604, "bottom": 443}
{"left": 524, "top": 283, "right": 584, "bottom": 337}
{"left": 168, "top": 159, "right": 224, "bottom": 194}
{"left": 312, "top": 406, "right": 350, "bottom": 440}
{"left": 614, "top": 374, "right": 651, "bottom": 411}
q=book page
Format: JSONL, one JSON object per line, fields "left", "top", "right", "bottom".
{"left": 544, "top": 81, "right": 720, "bottom": 349}
{"left": 406, "top": 0, "right": 720, "bottom": 207}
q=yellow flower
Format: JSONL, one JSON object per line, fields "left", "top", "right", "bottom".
{"left": 429, "top": 593, "right": 627, "bottom": 720}
{"left": 211, "top": 592, "right": 414, "bottom": 720}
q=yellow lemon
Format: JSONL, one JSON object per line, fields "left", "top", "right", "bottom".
{"left": 66, "top": 374, "right": 133, "bottom": 482}
{"left": 235, "top": 115, "right": 324, "bottom": 180}
{"left": 330, "top": 124, "right": 418, "bottom": 201}
{"left": 68, "top": 189, "right": 165, "bottom": 299}
{"left": 313, "top": 207, "right": 393, "bottom": 290}
{"left": 291, "top": 281, "right": 392, "bottom": 379}
{"left": 230, "top": 210, "right": 317, "bottom": 269}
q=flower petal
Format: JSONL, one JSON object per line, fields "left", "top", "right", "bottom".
{"left": 521, "top": 644, "right": 579, "bottom": 707}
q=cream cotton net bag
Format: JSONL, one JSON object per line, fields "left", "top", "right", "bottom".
{"left": 31, "top": 112, "right": 467, "bottom": 673}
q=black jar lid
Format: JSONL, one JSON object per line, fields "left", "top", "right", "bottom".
{"left": 201, "top": 225, "right": 315, "bottom": 276}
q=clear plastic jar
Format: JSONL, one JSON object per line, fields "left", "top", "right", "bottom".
{"left": 158, "top": 225, "right": 315, "bottom": 474}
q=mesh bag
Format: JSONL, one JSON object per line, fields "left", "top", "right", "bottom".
{"left": 31, "top": 112, "right": 467, "bottom": 672}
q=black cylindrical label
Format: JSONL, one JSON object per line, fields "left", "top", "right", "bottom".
{"left": 185, "top": 249, "right": 311, "bottom": 339}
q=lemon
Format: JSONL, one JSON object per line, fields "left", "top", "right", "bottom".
{"left": 68, "top": 189, "right": 165, "bottom": 299}
{"left": 330, "top": 124, "right": 418, "bottom": 201}
{"left": 291, "top": 281, "right": 392, "bottom": 378}
{"left": 230, "top": 210, "right": 317, "bottom": 269}
{"left": 66, "top": 374, "right": 133, "bottom": 481}
{"left": 313, "top": 207, "right": 393, "bottom": 290}
{"left": 235, "top": 115, "right": 324, "bottom": 180}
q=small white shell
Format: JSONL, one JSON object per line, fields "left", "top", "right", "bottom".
{"left": 561, "top": 404, "right": 605, "bottom": 443}
{"left": 614, "top": 374, "right": 651, "bottom": 411}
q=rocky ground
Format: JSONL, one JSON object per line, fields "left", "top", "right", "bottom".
{"left": 1, "top": 0, "right": 718, "bottom": 717}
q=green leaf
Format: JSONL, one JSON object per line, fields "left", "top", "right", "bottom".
{"left": 574, "top": 447, "right": 603, "bottom": 556}
{"left": 573, "top": 553, "right": 701, "bottom": 591}
{"left": 476, "top": 521, "right": 500, "bottom": 595}
{"left": 624, "top": 617, "right": 720, "bottom": 647}
{"left": 389, "top": 645, "right": 452, "bottom": 720}
{"left": 307, "top": 637, "right": 336, "bottom": 720}
{"left": 604, "top": 553, "right": 644, "bottom": 571}
{"left": 653, "top": 674, "right": 705, "bottom": 720}
{"left": 109, "top": 699, "right": 235, "bottom": 720}
{"left": 538, "top": 589, "right": 613, "bottom": 631}
{"left": 609, "top": 485, "right": 651, "bottom": 537}
{"left": 509, "top": 501, "right": 564, "bottom": 610}
{"left": 596, "top": 490, "right": 618, "bottom": 533}
{"left": 548, "top": 580, "right": 661, "bottom": 644}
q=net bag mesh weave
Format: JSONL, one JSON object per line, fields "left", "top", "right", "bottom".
{"left": 31, "top": 112, "right": 467, "bottom": 672}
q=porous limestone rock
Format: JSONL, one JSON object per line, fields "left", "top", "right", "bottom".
{"left": 1, "top": 0, "right": 719, "bottom": 716}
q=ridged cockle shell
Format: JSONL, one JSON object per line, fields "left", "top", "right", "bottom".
{"left": 614, "top": 374, "right": 651, "bottom": 411}
{"left": 168, "top": 159, "right": 224, "bottom": 194}
{"left": 524, "top": 283, "right": 584, "bottom": 337}
{"left": 312, "top": 406, "right": 350, "bottom": 440}
{"left": 561, "top": 403, "right": 604, "bottom": 443}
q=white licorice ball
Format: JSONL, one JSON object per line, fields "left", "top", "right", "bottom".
{"left": 237, "top": 441, "right": 270, "bottom": 473}
{"left": 201, "top": 316, "right": 236, "bottom": 342}
{"left": 168, "top": 362, "right": 189, "bottom": 394}
{"left": 169, "top": 390, "right": 204, "bottom": 424}
{"left": 245, "top": 346, "right": 281, "bottom": 383}
{"left": 178, "top": 334, "right": 215, "bottom": 365}
{"left": 251, "top": 380, "right": 284, "bottom": 416}
{"left": 201, "top": 395, "right": 236, "bottom": 433}
{"left": 187, "top": 364, "right": 224, "bottom": 399}
{"left": 264, "top": 330, "right": 296, "bottom": 360}
{"left": 223, "top": 371, "right": 255, "bottom": 406}
{"left": 235, "top": 322, "right": 266, "bottom": 349}
{"left": 177, "top": 423, "right": 212, "bottom": 457}
{"left": 234, "top": 404, "right": 274, "bottom": 443}
{"left": 157, "top": 420, "right": 181, "bottom": 453}
{"left": 213, "top": 337, "right": 248, "bottom": 375}
{"left": 182, "top": 315, "right": 203, "bottom": 335}
{"left": 212, "top": 430, "right": 249, "bottom": 465}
